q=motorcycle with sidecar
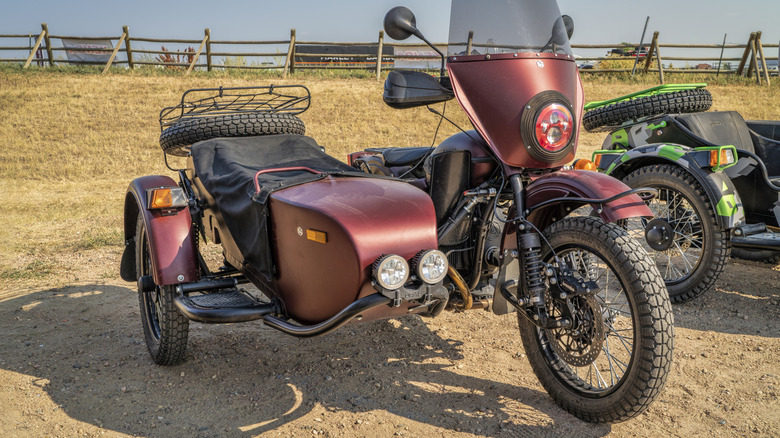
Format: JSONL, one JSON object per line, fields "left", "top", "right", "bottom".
{"left": 120, "top": 0, "right": 674, "bottom": 423}
{"left": 586, "top": 84, "right": 780, "bottom": 303}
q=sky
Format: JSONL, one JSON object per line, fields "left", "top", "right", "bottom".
{"left": 1, "top": 0, "right": 778, "bottom": 64}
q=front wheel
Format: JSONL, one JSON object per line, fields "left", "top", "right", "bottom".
{"left": 135, "top": 214, "right": 189, "bottom": 365}
{"left": 621, "top": 164, "right": 730, "bottom": 303}
{"left": 518, "top": 216, "right": 674, "bottom": 423}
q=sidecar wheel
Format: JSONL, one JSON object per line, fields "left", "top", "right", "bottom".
{"left": 160, "top": 112, "right": 306, "bottom": 156}
{"left": 518, "top": 216, "right": 674, "bottom": 423}
{"left": 621, "top": 164, "right": 729, "bottom": 303}
{"left": 583, "top": 88, "right": 712, "bottom": 131}
{"left": 135, "top": 215, "right": 189, "bottom": 365}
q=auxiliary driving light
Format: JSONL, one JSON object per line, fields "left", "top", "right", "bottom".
{"left": 413, "top": 250, "right": 448, "bottom": 284}
{"left": 373, "top": 255, "right": 409, "bottom": 290}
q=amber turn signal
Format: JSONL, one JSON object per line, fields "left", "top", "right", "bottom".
{"left": 710, "top": 148, "right": 735, "bottom": 168}
{"left": 573, "top": 159, "right": 598, "bottom": 171}
{"left": 148, "top": 187, "right": 188, "bottom": 210}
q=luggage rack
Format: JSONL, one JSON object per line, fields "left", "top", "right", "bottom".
{"left": 159, "top": 85, "right": 311, "bottom": 131}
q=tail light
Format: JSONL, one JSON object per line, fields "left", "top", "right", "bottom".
{"left": 520, "top": 91, "right": 577, "bottom": 164}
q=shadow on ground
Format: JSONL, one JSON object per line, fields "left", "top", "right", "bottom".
{"left": 0, "top": 282, "right": 613, "bottom": 437}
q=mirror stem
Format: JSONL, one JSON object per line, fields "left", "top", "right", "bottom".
{"left": 417, "top": 33, "right": 447, "bottom": 78}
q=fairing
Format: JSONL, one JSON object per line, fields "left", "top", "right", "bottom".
{"left": 447, "top": 55, "right": 582, "bottom": 169}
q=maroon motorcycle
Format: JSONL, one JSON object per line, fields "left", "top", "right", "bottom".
{"left": 120, "top": 0, "right": 673, "bottom": 423}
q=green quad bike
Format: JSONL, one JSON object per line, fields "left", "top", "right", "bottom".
{"left": 585, "top": 84, "right": 780, "bottom": 303}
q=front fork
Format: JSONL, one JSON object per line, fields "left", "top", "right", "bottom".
{"left": 505, "top": 174, "right": 597, "bottom": 330}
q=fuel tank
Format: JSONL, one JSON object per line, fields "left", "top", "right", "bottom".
{"left": 268, "top": 176, "right": 438, "bottom": 324}
{"left": 428, "top": 130, "right": 497, "bottom": 187}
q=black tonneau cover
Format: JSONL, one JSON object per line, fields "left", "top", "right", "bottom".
{"left": 191, "top": 134, "right": 371, "bottom": 280}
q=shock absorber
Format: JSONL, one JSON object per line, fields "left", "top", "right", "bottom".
{"left": 509, "top": 174, "right": 550, "bottom": 326}
{"left": 519, "top": 232, "right": 546, "bottom": 311}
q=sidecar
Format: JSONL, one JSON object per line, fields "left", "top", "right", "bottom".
{"left": 589, "top": 85, "right": 780, "bottom": 302}
{"left": 120, "top": 86, "right": 451, "bottom": 365}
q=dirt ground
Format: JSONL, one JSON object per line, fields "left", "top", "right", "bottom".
{"left": 0, "top": 246, "right": 778, "bottom": 438}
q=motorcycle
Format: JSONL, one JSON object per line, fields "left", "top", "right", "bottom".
{"left": 120, "top": 0, "right": 674, "bottom": 423}
{"left": 587, "top": 84, "right": 780, "bottom": 303}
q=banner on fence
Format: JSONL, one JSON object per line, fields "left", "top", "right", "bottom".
{"left": 295, "top": 45, "right": 393, "bottom": 67}
{"left": 62, "top": 39, "right": 113, "bottom": 62}
{"left": 392, "top": 46, "right": 443, "bottom": 69}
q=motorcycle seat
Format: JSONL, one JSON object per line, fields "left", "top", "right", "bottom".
{"left": 381, "top": 147, "right": 432, "bottom": 167}
{"left": 674, "top": 111, "right": 755, "bottom": 154}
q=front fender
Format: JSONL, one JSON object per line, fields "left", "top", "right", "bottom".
{"left": 121, "top": 175, "right": 198, "bottom": 286}
{"left": 524, "top": 169, "right": 652, "bottom": 230}
{"left": 596, "top": 143, "right": 745, "bottom": 229}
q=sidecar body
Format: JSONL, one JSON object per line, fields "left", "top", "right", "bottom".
{"left": 123, "top": 133, "right": 447, "bottom": 331}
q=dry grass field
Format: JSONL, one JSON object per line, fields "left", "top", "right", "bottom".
{"left": 0, "top": 67, "right": 778, "bottom": 437}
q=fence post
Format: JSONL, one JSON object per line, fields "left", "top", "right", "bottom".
{"left": 41, "top": 23, "right": 53, "bottom": 67}
{"left": 631, "top": 16, "right": 650, "bottom": 76}
{"left": 123, "top": 26, "right": 134, "bottom": 69}
{"left": 643, "top": 31, "right": 658, "bottom": 73}
{"left": 716, "top": 33, "right": 727, "bottom": 76}
{"left": 186, "top": 31, "right": 209, "bottom": 75}
{"left": 466, "top": 31, "right": 473, "bottom": 55}
{"left": 376, "top": 31, "right": 384, "bottom": 81}
{"left": 747, "top": 33, "right": 760, "bottom": 84}
{"left": 283, "top": 29, "right": 296, "bottom": 78}
{"left": 656, "top": 39, "right": 664, "bottom": 84}
{"left": 205, "top": 28, "right": 212, "bottom": 72}
{"left": 736, "top": 32, "right": 755, "bottom": 76}
{"left": 756, "top": 31, "right": 770, "bottom": 86}
{"left": 23, "top": 29, "right": 46, "bottom": 69}
{"left": 102, "top": 31, "right": 127, "bottom": 74}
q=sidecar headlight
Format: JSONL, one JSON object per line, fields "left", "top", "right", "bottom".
{"left": 413, "top": 250, "right": 448, "bottom": 284}
{"left": 373, "top": 255, "right": 409, "bottom": 290}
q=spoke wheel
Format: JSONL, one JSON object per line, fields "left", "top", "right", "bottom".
{"left": 621, "top": 164, "right": 729, "bottom": 303}
{"left": 518, "top": 216, "right": 674, "bottom": 423}
{"left": 135, "top": 215, "right": 189, "bottom": 365}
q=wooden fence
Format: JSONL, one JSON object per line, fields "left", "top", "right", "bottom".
{"left": 1, "top": 24, "right": 777, "bottom": 85}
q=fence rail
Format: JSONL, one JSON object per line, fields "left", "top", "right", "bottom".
{"left": 1, "top": 24, "right": 777, "bottom": 85}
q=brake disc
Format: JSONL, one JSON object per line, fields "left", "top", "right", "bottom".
{"left": 545, "top": 294, "right": 605, "bottom": 367}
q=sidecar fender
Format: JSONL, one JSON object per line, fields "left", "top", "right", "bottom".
{"left": 595, "top": 144, "right": 745, "bottom": 229}
{"left": 523, "top": 169, "right": 652, "bottom": 230}
{"left": 120, "top": 175, "right": 199, "bottom": 286}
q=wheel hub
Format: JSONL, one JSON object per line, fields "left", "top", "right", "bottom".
{"left": 546, "top": 295, "right": 605, "bottom": 367}
{"left": 644, "top": 218, "right": 674, "bottom": 251}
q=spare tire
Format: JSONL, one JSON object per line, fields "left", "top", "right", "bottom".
{"left": 160, "top": 112, "right": 306, "bottom": 156}
{"left": 583, "top": 88, "right": 712, "bottom": 131}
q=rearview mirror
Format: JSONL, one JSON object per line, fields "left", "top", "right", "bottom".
{"left": 384, "top": 6, "right": 421, "bottom": 41}
{"left": 562, "top": 15, "right": 574, "bottom": 40}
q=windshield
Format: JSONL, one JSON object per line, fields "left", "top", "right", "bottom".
{"left": 448, "top": 0, "right": 572, "bottom": 56}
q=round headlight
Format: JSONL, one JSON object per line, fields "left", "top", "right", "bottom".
{"left": 520, "top": 91, "right": 577, "bottom": 164}
{"left": 373, "top": 255, "right": 409, "bottom": 290}
{"left": 535, "top": 103, "right": 573, "bottom": 151}
{"left": 414, "top": 250, "right": 448, "bottom": 284}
